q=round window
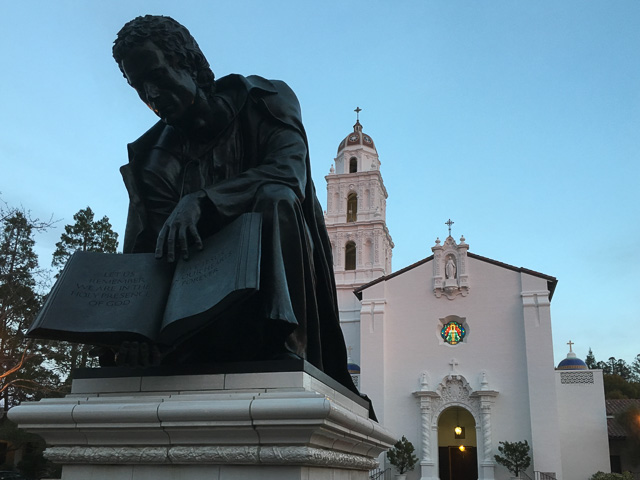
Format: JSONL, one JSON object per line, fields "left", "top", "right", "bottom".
{"left": 441, "top": 321, "right": 466, "bottom": 345}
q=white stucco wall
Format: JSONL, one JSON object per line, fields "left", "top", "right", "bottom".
{"left": 359, "top": 254, "right": 566, "bottom": 480}
{"left": 556, "top": 369, "right": 610, "bottom": 480}
{"left": 520, "top": 274, "right": 563, "bottom": 477}
{"left": 337, "top": 286, "right": 362, "bottom": 364}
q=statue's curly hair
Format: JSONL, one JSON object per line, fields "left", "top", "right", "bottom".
{"left": 113, "top": 15, "right": 215, "bottom": 96}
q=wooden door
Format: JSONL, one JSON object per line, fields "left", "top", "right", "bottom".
{"left": 439, "top": 446, "right": 478, "bottom": 480}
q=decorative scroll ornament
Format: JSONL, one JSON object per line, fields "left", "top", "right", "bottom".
{"left": 437, "top": 376, "right": 473, "bottom": 408}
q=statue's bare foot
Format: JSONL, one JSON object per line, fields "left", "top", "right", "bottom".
{"left": 88, "top": 346, "right": 117, "bottom": 367}
{"left": 115, "top": 341, "right": 162, "bottom": 367}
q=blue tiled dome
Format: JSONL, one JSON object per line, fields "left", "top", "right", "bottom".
{"left": 557, "top": 351, "right": 588, "bottom": 370}
{"left": 347, "top": 362, "right": 361, "bottom": 375}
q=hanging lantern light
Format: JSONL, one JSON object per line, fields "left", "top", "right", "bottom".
{"left": 454, "top": 407, "right": 463, "bottom": 436}
{"left": 459, "top": 445, "right": 466, "bottom": 452}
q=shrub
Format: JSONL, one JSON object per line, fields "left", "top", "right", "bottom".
{"left": 386, "top": 435, "right": 419, "bottom": 474}
{"left": 590, "top": 472, "right": 633, "bottom": 480}
{"left": 494, "top": 440, "right": 531, "bottom": 477}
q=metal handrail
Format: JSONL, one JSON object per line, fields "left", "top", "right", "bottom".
{"left": 521, "top": 470, "right": 534, "bottom": 480}
{"left": 369, "top": 467, "right": 391, "bottom": 480}
{"left": 509, "top": 469, "right": 555, "bottom": 480}
{"left": 535, "top": 471, "right": 557, "bottom": 480}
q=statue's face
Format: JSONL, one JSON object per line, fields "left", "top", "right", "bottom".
{"left": 120, "top": 40, "right": 197, "bottom": 125}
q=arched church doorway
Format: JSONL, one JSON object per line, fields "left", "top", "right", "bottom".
{"left": 438, "top": 406, "right": 478, "bottom": 480}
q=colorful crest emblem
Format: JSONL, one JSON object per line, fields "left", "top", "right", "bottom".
{"left": 441, "top": 321, "right": 466, "bottom": 345}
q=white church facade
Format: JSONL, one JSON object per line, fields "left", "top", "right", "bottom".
{"left": 325, "top": 118, "right": 611, "bottom": 480}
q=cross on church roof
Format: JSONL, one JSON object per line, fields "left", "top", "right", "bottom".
{"left": 567, "top": 340, "right": 574, "bottom": 353}
{"left": 449, "top": 358, "right": 459, "bottom": 372}
{"left": 445, "top": 218, "right": 454, "bottom": 236}
{"left": 354, "top": 106, "right": 362, "bottom": 122}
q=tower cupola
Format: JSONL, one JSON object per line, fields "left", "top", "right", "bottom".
{"left": 331, "top": 108, "right": 381, "bottom": 176}
{"left": 337, "top": 120, "right": 377, "bottom": 154}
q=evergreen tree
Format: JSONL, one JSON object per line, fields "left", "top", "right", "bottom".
{"left": 603, "top": 374, "right": 640, "bottom": 399}
{"left": 588, "top": 349, "right": 640, "bottom": 399}
{"left": 0, "top": 207, "right": 61, "bottom": 412}
{"left": 494, "top": 440, "right": 531, "bottom": 477}
{"left": 585, "top": 348, "right": 597, "bottom": 369}
{"left": 631, "top": 354, "right": 640, "bottom": 383}
{"left": 50, "top": 207, "right": 119, "bottom": 376}
{"left": 52, "top": 207, "right": 118, "bottom": 271}
{"left": 596, "top": 360, "right": 610, "bottom": 373}
{"left": 386, "top": 436, "right": 419, "bottom": 475}
{"left": 606, "top": 357, "right": 632, "bottom": 380}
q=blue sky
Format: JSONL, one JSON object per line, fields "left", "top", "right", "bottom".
{"left": 2, "top": 1, "right": 638, "bottom": 365}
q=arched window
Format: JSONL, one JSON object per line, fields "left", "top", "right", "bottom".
{"left": 349, "top": 157, "right": 358, "bottom": 173}
{"left": 347, "top": 193, "right": 357, "bottom": 222}
{"left": 345, "top": 241, "right": 356, "bottom": 270}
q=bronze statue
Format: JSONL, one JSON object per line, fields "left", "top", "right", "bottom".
{"left": 112, "top": 15, "right": 359, "bottom": 397}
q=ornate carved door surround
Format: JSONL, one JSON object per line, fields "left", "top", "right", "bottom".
{"left": 413, "top": 370, "right": 498, "bottom": 480}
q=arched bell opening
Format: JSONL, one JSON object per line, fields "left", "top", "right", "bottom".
{"left": 349, "top": 156, "right": 358, "bottom": 173}
{"left": 347, "top": 193, "right": 358, "bottom": 222}
{"left": 345, "top": 241, "right": 356, "bottom": 271}
{"left": 437, "top": 406, "right": 478, "bottom": 480}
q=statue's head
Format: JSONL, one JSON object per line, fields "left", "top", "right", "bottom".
{"left": 113, "top": 16, "right": 215, "bottom": 98}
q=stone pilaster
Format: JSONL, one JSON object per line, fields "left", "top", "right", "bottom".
{"left": 472, "top": 390, "right": 498, "bottom": 480}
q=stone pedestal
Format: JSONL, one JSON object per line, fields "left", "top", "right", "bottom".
{"left": 9, "top": 360, "right": 394, "bottom": 480}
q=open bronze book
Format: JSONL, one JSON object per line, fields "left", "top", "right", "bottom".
{"left": 28, "top": 213, "right": 261, "bottom": 347}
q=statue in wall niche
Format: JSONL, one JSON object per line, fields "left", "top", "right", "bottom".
{"left": 445, "top": 256, "right": 457, "bottom": 279}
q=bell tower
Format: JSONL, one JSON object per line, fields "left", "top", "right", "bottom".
{"left": 325, "top": 109, "right": 393, "bottom": 372}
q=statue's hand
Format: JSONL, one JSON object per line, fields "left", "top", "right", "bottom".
{"left": 156, "top": 190, "right": 206, "bottom": 262}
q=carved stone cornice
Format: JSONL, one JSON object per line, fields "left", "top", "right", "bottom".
{"left": 259, "top": 446, "right": 377, "bottom": 469}
{"left": 46, "top": 446, "right": 169, "bottom": 464}
{"left": 45, "top": 445, "right": 377, "bottom": 470}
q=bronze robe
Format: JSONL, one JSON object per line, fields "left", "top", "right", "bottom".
{"left": 120, "top": 74, "right": 359, "bottom": 397}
